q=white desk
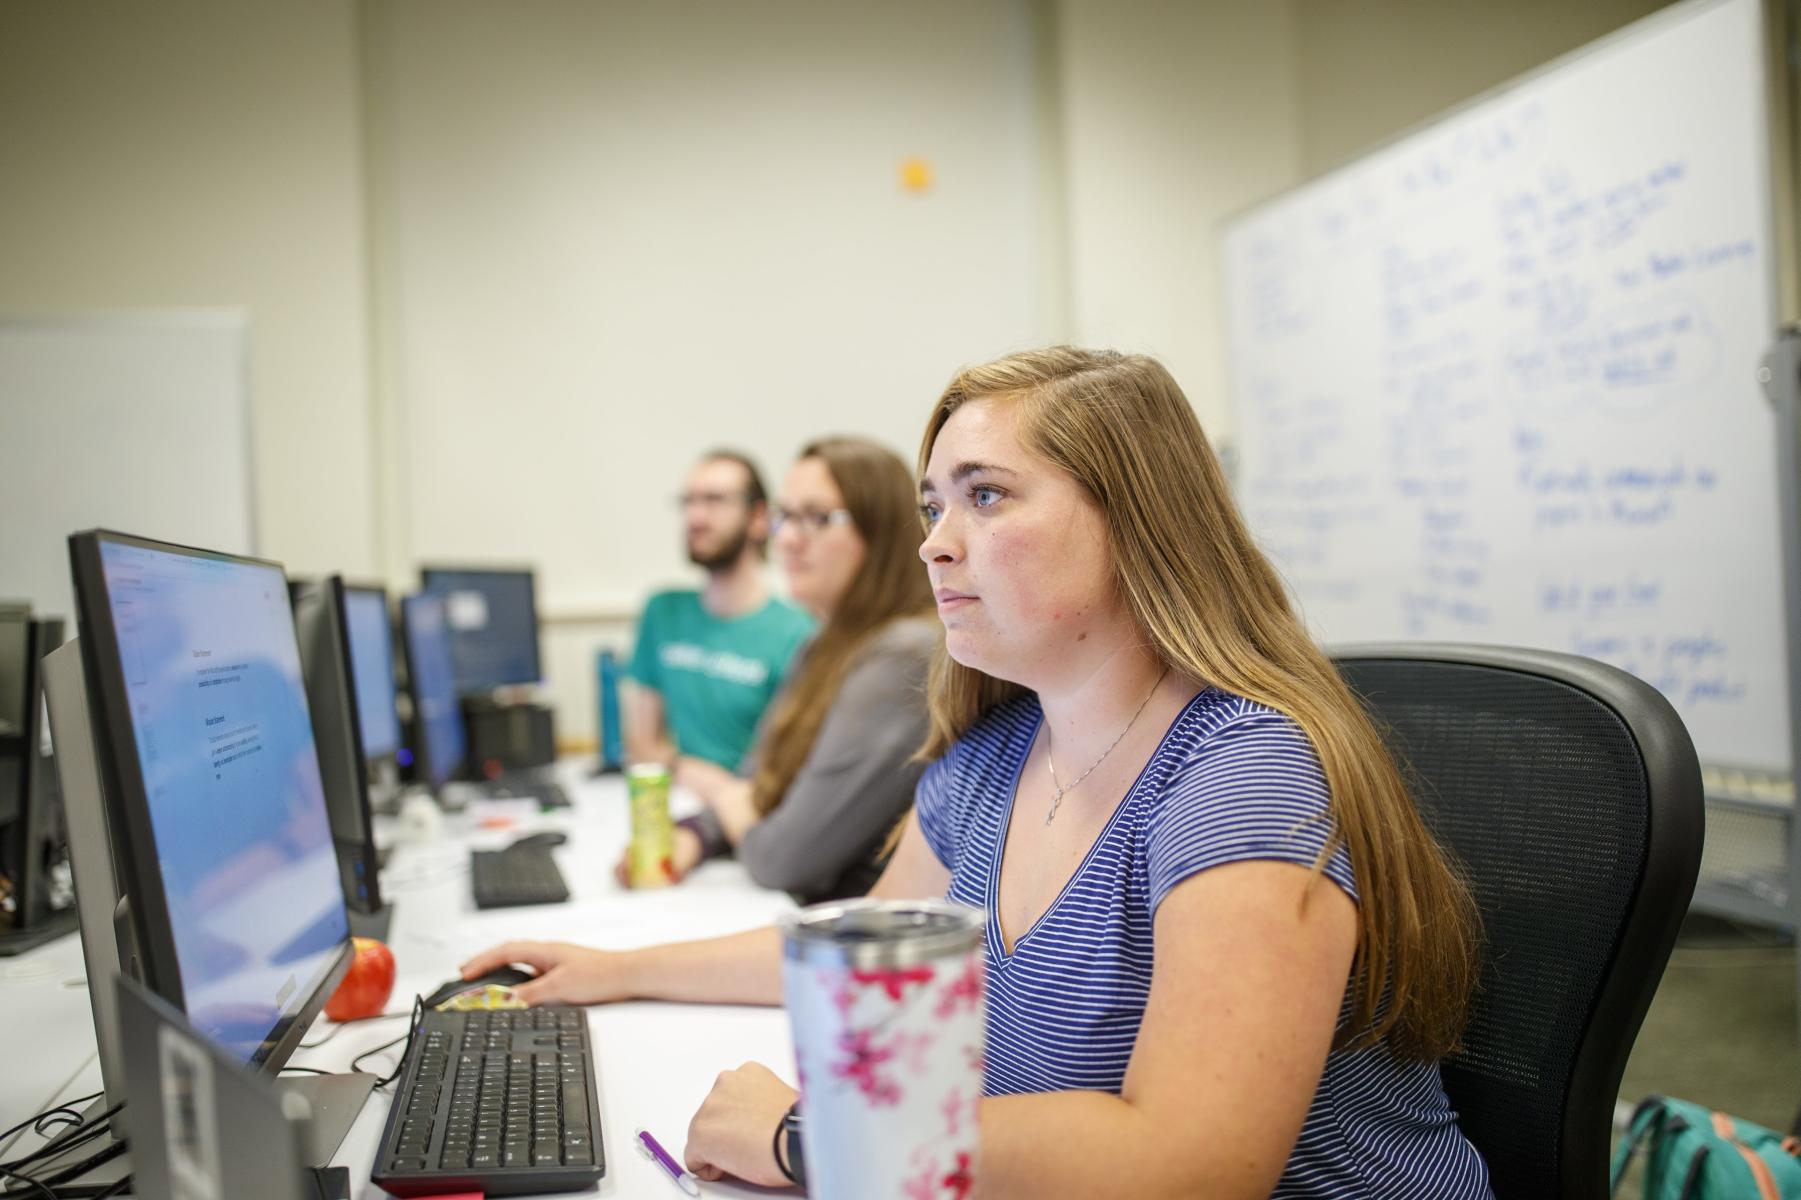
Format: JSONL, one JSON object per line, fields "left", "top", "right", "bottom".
{"left": 0, "top": 762, "right": 799, "bottom": 1199}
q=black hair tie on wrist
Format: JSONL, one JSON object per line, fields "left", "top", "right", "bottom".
{"left": 774, "top": 1101, "right": 805, "bottom": 1186}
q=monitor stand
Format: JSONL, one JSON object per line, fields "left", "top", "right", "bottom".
{"left": 347, "top": 903, "right": 393, "bottom": 943}
{"left": 27, "top": 1074, "right": 375, "bottom": 1195}
{"left": 277, "top": 1071, "right": 379, "bottom": 1165}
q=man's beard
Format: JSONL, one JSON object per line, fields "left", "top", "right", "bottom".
{"left": 688, "top": 524, "right": 751, "bottom": 571}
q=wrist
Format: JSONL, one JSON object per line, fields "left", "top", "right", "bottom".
{"left": 614, "top": 947, "right": 653, "bottom": 1000}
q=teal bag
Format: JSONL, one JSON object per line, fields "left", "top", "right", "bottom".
{"left": 1611, "top": 1096, "right": 1801, "bottom": 1199}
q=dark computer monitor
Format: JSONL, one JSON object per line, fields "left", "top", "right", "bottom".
{"left": 342, "top": 584, "right": 401, "bottom": 764}
{"left": 0, "top": 606, "right": 79, "bottom": 954}
{"left": 291, "top": 576, "right": 387, "bottom": 932}
{"left": 400, "top": 592, "right": 467, "bottom": 789}
{"left": 419, "top": 566, "right": 542, "bottom": 693}
{"left": 67, "top": 530, "right": 352, "bottom": 1071}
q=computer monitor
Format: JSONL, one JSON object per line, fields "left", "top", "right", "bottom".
{"left": 66, "top": 530, "right": 353, "bottom": 1071}
{"left": 419, "top": 566, "right": 542, "bottom": 693}
{"left": 342, "top": 584, "right": 401, "bottom": 764}
{"left": 0, "top": 606, "right": 79, "bottom": 955}
{"left": 400, "top": 592, "right": 467, "bottom": 789}
{"left": 291, "top": 576, "right": 388, "bottom": 937}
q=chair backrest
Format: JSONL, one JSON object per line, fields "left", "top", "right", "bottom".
{"left": 1332, "top": 644, "right": 1704, "bottom": 1200}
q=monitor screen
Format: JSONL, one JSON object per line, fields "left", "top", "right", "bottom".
{"left": 419, "top": 568, "right": 541, "bottom": 692}
{"left": 342, "top": 587, "right": 400, "bottom": 761}
{"left": 401, "top": 593, "right": 466, "bottom": 788}
{"left": 81, "top": 535, "right": 348, "bottom": 1064}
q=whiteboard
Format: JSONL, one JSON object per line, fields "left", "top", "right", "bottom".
{"left": 0, "top": 314, "right": 255, "bottom": 629}
{"left": 1220, "top": 0, "right": 1783, "bottom": 770}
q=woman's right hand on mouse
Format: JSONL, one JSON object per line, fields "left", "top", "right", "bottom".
{"left": 610, "top": 825, "right": 703, "bottom": 889}
{"left": 458, "top": 941, "right": 633, "bottom": 1007}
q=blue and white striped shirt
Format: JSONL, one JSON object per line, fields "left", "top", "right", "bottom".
{"left": 916, "top": 689, "right": 1492, "bottom": 1199}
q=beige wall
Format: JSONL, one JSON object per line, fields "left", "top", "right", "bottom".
{"left": 1054, "top": 0, "right": 1301, "bottom": 439}
{"left": 0, "top": 0, "right": 378, "bottom": 578}
{"left": 365, "top": 0, "right": 1058, "bottom": 734}
{"left": 1291, "top": 0, "right": 1676, "bottom": 176}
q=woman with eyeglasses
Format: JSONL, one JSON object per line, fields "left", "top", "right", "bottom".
{"left": 616, "top": 435, "right": 937, "bottom": 902}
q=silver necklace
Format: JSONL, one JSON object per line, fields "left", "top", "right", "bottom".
{"left": 1044, "top": 667, "right": 1168, "bottom": 826}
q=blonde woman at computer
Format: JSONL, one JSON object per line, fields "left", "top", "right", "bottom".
{"left": 619, "top": 436, "right": 937, "bottom": 903}
{"left": 465, "top": 349, "right": 1492, "bottom": 1198}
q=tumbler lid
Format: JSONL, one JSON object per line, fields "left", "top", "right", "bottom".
{"left": 779, "top": 899, "right": 985, "bottom": 969}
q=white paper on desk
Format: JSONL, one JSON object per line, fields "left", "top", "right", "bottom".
{"left": 465, "top": 797, "right": 542, "bottom": 827}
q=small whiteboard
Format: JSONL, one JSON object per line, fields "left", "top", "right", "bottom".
{"left": 0, "top": 314, "right": 255, "bottom": 628}
{"left": 1220, "top": 0, "right": 1784, "bottom": 770}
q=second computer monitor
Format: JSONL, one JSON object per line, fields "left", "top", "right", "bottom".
{"left": 291, "top": 577, "right": 385, "bottom": 920}
{"left": 341, "top": 584, "right": 401, "bottom": 764}
{"left": 400, "top": 592, "right": 467, "bottom": 790}
{"left": 419, "top": 567, "right": 542, "bottom": 694}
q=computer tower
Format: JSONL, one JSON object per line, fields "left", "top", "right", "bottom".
{"left": 463, "top": 695, "right": 557, "bottom": 774}
{"left": 0, "top": 614, "right": 78, "bottom": 955}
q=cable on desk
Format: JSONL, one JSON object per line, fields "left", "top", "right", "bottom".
{"left": 0, "top": 1051, "right": 98, "bottom": 1161}
{"left": 0, "top": 1093, "right": 99, "bottom": 1168}
{"left": 0, "top": 1164, "right": 56, "bottom": 1200}
{"left": 1, "top": 1103, "right": 121, "bottom": 1174}
{"left": 0, "top": 1130, "right": 126, "bottom": 1199}
{"left": 348, "top": 994, "right": 425, "bottom": 1090}
{"left": 298, "top": 1006, "right": 414, "bottom": 1050}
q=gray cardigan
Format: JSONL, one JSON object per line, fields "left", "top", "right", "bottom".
{"left": 686, "top": 615, "right": 938, "bottom": 903}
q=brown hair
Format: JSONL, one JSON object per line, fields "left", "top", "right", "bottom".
{"left": 698, "top": 448, "right": 771, "bottom": 557}
{"left": 918, "top": 347, "right": 1478, "bottom": 1060}
{"left": 751, "top": 437, "right": 935, "bottom": 815}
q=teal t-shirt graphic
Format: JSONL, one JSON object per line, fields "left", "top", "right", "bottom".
{"left": 627, "top": 590, "right": 814, "bottom": 769}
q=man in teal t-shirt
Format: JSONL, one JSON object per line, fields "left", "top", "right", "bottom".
{"left": 626, "top": 451, "right": 814, "bottom": 769}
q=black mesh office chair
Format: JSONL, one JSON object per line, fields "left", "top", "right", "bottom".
{"left": 1331, "top": 644, "right": 1704, "bottom": 1200}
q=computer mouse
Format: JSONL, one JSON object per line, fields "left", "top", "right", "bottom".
{"left": 421, "top": 966, "right": 537, "bottom": 1010}
{"left": 509, "top": 830, "right": 568, "bottom": 850}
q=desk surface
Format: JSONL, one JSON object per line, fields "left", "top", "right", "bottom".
{"left": 0, "top": 763, "right": 798, "bottom": 1199}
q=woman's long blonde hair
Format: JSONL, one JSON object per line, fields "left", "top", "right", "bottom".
{"left": 919, "top": 347, "right": 1479, "bottom": 1060}
{"left": 751, "top": 437, "right": 936, "bottom": 815}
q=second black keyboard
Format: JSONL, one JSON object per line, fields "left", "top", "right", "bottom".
{"left": 371, "top": 1006, "right": 605, "bottom": 1197}
{"left": 470, "top": 845, "right": 571, "bottom": 909}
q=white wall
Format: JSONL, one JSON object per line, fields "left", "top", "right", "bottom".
{"left": 1054, "top": 0, "right": 1301, "bottom": 442}
{"left": 1290, "top": 0, "right": 1676, "bottom": 176}
{"left": 368, "top": 0, "right": 1052, "bottom": 607}
{"left": 0, "top": 0, "right": 377, "bottom": 580}
{"left": 365, "top": 0, "right": 1058, "bottom": 736}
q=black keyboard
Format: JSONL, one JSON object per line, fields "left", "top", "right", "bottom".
{"left": 470, "top": 846, "right": 571, "bottom": 909}
{"left": 482, "top": 778, "right": 571, "bottom": 808}
{"left": 371, "top": 1007, "right": 605, "bottom": 1197}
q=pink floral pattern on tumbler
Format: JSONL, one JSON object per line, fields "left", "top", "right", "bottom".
{"left": 781, "top": 900, "right": 987, "bottom": 1199}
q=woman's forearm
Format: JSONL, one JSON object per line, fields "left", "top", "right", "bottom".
{"left": 975, "top": 1090, "right": 1269, "bottom": 1200}
{"left": 618, "top": 924, "right": 784, "bottom": 1005}
{"left": 708, "top": 780, "right": 761, "bottom": 845}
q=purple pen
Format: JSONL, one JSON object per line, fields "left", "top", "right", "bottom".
{"left": 635, "top": 1127, "right": 702, "bottom": 1196}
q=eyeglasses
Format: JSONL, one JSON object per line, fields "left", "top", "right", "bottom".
{"left": 675, "top": 490, "right": 753, "bottom": 510}
{"left": 769, "top": 506, "right": 854, "bottom": 536}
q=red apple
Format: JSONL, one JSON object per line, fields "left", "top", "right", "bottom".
{"left": 324, "top": 936, "right": 396, "bottom": 1022}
